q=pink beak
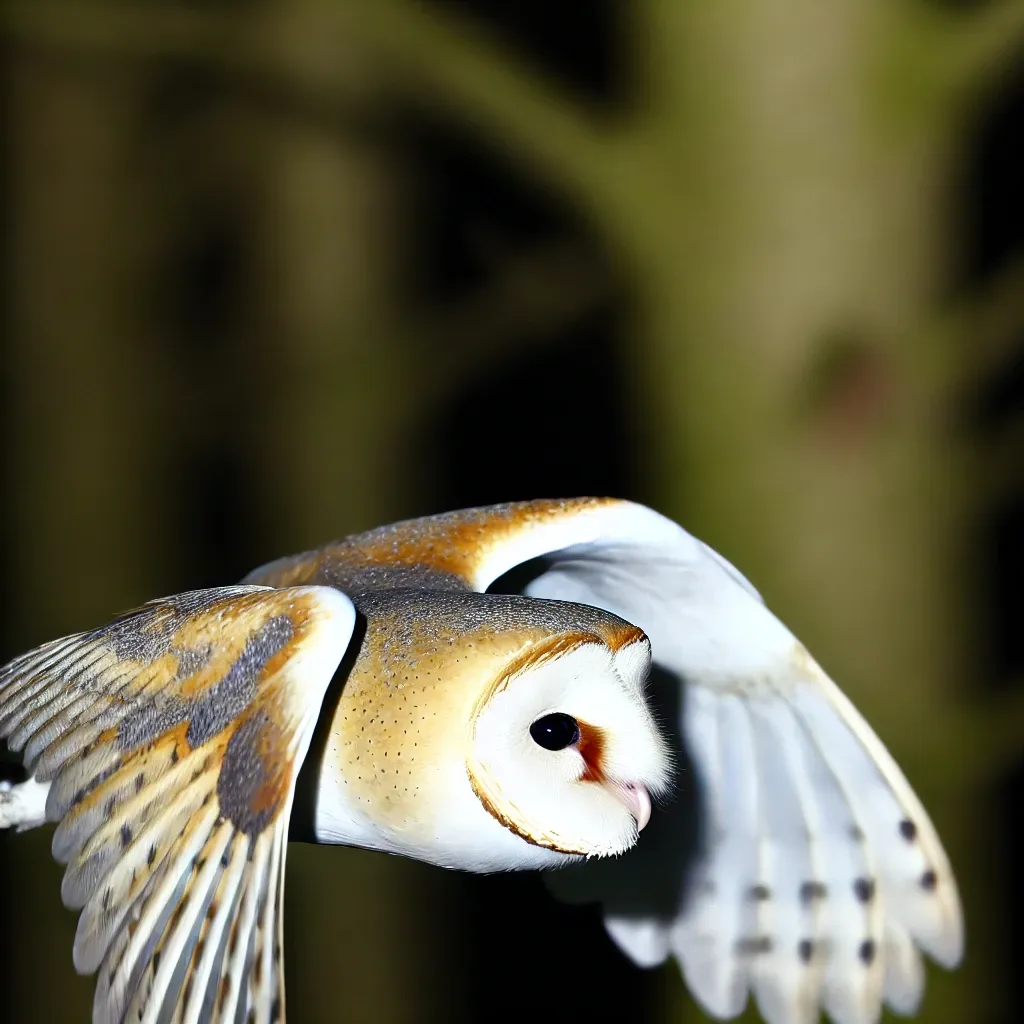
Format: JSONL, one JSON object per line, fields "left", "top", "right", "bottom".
{"left": 606, "top": 782, "right": 652, "bottom": 832}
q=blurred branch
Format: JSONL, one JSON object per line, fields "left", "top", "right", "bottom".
{"left": 0, "top": 1, "right": 202, "bottom": 50}
{"left": 416, "top": 241, "right": 613, "bottom": 403}
{"left": 910, "top": 0, "right": 1024, "bottom": 114}
{"left": 2, "top": 1, "right": 638, "bottom": 230}
{"left": 882, "top": 2, "right": 1024, "bottom": 131}
{"left": 0, "top": 2, "right": 375, "bottom": 121}
{"left": 0, "top": 3, "right": 237, "bottom": 66}
{"left": 348, "top": 0, "right": 634, "bottom": 226}
{"left": 939, "top": 0, "right": 1024, "bottom": 106}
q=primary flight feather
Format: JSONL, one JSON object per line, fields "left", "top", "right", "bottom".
{"left": 0, "top": 498, "right": 962, "bottom": 1024}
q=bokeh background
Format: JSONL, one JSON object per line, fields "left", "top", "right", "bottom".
{"left": 1, "top": 2, "right": 1022, "bottom": 1022}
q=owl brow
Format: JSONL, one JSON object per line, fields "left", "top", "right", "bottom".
{"left": 491, "top": 632, "right": 600, "bottom": 697}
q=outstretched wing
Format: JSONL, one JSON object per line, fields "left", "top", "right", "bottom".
{"left": 0, "top": 585, "right": 355, "bottom": 1024}
{"left": 496, "top": 501, "right": 963, "bottom": 1024}
{"left": 262, "top": 497, "right": 961, "bottom": 1024}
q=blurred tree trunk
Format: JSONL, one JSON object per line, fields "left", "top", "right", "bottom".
{"left": 631, "top": 7, "right": 994, "bottom": 1021}
{"left": 245, "top": 6, "right": 411, "bottom": 549}
{"left": 236, "top": 6, "right": 454, "bottom": 1022}
{"left": 3, "top": 51, "right": 177, "bottom": 1023}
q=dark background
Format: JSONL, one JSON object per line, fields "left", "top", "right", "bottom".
{"left": 1, "top": 2, "right": 1022, "bottom": 1022}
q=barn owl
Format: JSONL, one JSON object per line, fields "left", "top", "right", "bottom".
{"left": 0, "top": 498, "right": 962, "bottom": 1024}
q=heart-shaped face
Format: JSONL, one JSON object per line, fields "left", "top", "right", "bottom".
{"left": 466, "top": 629, "right": 672, "bottom": 861}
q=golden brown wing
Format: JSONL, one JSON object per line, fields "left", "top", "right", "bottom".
{"left": 0, "top": 584, "right": 355, "bottom": 1024}
{"left": 242, "top": 497, "right": 622, "bottom": 593}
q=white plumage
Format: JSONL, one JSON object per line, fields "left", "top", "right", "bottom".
{"left": 491, "top": 500, "right": 961, "bottom": 1024}
{"left": 0, "top": 498, "right": 962, "bottom": 1024}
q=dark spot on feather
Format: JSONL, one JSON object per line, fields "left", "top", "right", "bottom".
{"left": 147, "top": 845, "right": 156, "bottom": 866}
{"left": 170, "top": 747, "right": 179, "bottom": 764}
{"left": 920, "top": 869, "right": 938, "bottom": 891}
{"left": 120, "top": 823, "right": 133, "bottom": 847}
{"left": 218, "top": 710, "right": 289, "bottom": 837}
{"left": 736, "top": 936, "right": 773, "bottom": 955}
{"left": 899, "top": 818, "right": 917, "bottom": 841}
{"left": 105, "top": 795, "right": 117, "bottom": 817}
{"left": 134, "top": 773, "right": 145, "bottom": 793}
{"left": 187, "top": 616, "right": 293, "bottom": 747}
{"left": 859, "top": 939, "right": 876, "bottom": 965}
{"left": 118, "top": 696, "right": 190, "bottom": 752}
{"left": 798, "top": 939, "right": 814, "bottom": 963}
{"left": 271, "top": 996, "right": 282, "bottom": 1022}
{"left": 800, "top": 881, "right": 827, "bottom": 904}
{"left": 749, "top": 884, "right": 771, "bottom": 901}
{"left": 152, "top": 950, "right": 161, "bottom": 973}
{"left": 848, "top": 824, "right": 864, "bottom": 841}
{"left": 853, "top": 877, "right": 875, "bottom": 903}
{"left": 102, "top": 887, "right": 112, "bottom": 911}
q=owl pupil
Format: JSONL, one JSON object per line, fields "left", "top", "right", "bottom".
{"left": 530, "top": 713, "right": 581, "bottom": 751}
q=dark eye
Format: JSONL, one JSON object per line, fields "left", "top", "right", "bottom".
{"left": 530, "top": 713, "right": 581, "bottom": 751}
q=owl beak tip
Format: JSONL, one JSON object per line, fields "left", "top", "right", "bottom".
{"left": 607, "top": 781, "right": 652, "bottom": 832}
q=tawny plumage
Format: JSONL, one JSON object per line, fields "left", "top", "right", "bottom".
{"left": 0, "top": 499, "right": 962, "bottom": 1024}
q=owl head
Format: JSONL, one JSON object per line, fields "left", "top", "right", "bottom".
{"left": 323, "top": 591, "right": 673, "bottom": 873}
{"left": 463, "top": 626, "right": 673, "bottom": 868}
